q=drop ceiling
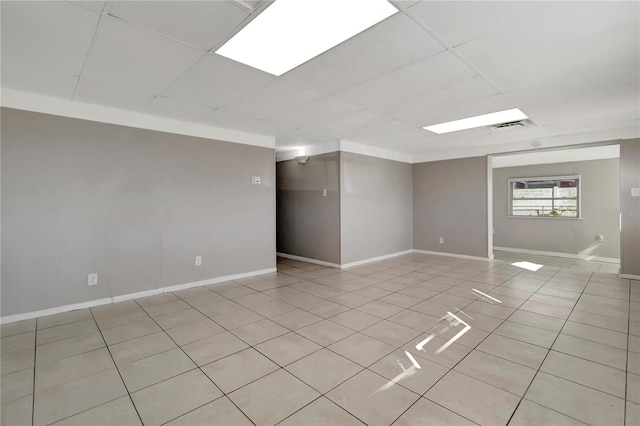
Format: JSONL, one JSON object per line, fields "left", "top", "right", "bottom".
{"left": 1, "top": 0, "right": 638, "bottom": 161}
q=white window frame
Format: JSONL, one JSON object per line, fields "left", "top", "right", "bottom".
{"left": 508, "top": 175, "right": 582, "bottom": 219}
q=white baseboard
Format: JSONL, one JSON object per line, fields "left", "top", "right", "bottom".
{"left": 0, "top": 267, "right": 277, "bottom": 325}
{"left": 276, "top": 252, "right": 341, "bottom": 268}
{"left": 413, "top": 249, "right": 492, "bottom": 262}
{"left": 494, "top": 247, "right": 620, "bottom": 264}
{"left": 341, "top": 250, "right": 414, "bottom": 269}
{"left": 621, "top": 274, "right": 640, "bottom": 281}
{"left": 0, "top": 298, "right": 114, "bottom": 325}
{"left": 112, "top": 289, "right": 165, "bottom": 304}
{"left": 279, "top": 249, "right": 423, "bottom": 269}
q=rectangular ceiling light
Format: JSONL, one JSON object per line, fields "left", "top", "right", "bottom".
{"left": 215, "top": 0, "right": 398, "bottom": 76}
{"left": 422, "top": 108, "right": 528, "bottom": 134}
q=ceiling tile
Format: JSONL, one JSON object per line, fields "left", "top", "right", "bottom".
{"left": 390, "top": 0, "right": 420, "bottom": 7}
{"left": 1, "top": 64, "right": 78, "bottom": 99}
{"left": 407, "top": 0, "right": 543, "bottom": 47}
{"left": 81, "top": 16, "right": 204, "bottom": 94}
{"left": 266, "top": 97, "right": 362, "bottom": 131}
{"left": 221, "top": 81, "right": 324, "bottom": 120}
{"left": 162, "top": 53, "right": 274, "bottom": 109}
{"left": 198, "top": 109, "right": 264, "bottom": 134}
{"left": 0, "top": 1, "right": 99, "bottom": 75}
{"left": 108, "top": 1, "right": 250, "bottom": 50}
{"left": 283, "top": 13, "right": 445, "bottom": 94}
{"left": 72, "top": 1, "right": 106, "bottom": 12}
{"left": 541, "top": 112, "right": 640, "bottom": 134}
{"left": 143, "top": 96, "right": 213, "bottom": 122}
{"left": 308, "top": 109, "right": 387, "bottom": 138}
{"left": 392, "top": 76, "right": 506, "bottom": 126}
{"left": 525, "top": 83, "right": 640, "bottom": 125}
{"left": 386, "top": 51, "right": 478, "bottom": 93}
{"left": 231, "top": 0, "right": 271, "bottom": 13}
{"left": 74, "top": 78, "right": 156, "bottom": 111}
{"left": 346, "top": 119, "right": 411, "bottom": 143}
{"left": 330, "top": 75, "right": 418, "bottom": 115}
{"left": 452, "top": 1, "right": 640, "bottom": 93}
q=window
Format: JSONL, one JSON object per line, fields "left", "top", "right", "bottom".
{"left": 509, "top": 176, "right": 580, "bottom": 218}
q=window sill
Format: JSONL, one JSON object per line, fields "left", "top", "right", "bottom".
{"left": 507, "top": 216, "right": 584, "bottom": 220}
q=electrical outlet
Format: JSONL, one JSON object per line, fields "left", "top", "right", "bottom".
{"left": 195, "top": 256, "right": 202, "bottom": 266}
{"left": 252, "top": 176, "right": 261, "bottom": 185}
{"left": 322, "top": 188, "right": 327, "bottom": 197}
{"left": 438, "top": 237, "right": 444, "bottom": 244}
{"left": 88, "top": 273, "right": 98, "bottom": 286}
{"left": 596, "top": 235, "right": 604, "bottom": 242}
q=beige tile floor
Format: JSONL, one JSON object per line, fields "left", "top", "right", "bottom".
{"left": 1, "top": 251, "right": 638, "bottom": 426}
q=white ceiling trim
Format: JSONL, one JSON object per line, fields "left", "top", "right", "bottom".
{"left": 1, "top": 89, "right": 275, "bottom": 149}
{"left": 340, "top": 140, "right": 413, "bottom": 163}
{"left": 275, "top": 139, "right": 413, "bottom": 163}
{"left": 275, "top": 141, "right": 340, "bottom": 162}
{"left": 412, "top": 124, "right": 638, "bottom": 164}
{"left": 492, "top": 145, "right": 620, "bottom": 168}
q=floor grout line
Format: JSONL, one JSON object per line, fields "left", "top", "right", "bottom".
{"left": 87, "top": 307, "right": 145, "bottom": 426}
{"left": 5, "top": 252, "right": 630, "bottom": 426}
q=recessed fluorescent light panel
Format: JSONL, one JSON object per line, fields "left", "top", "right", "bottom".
{"left": 423, "top": 108, "right": 528, "bottom": 134}
{"left": 215, "top": 0, "right": 398, "bottom": 76}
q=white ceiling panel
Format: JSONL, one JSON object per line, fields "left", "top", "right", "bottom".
{"left": 407, "top": 0, "right": 544, "bottom": 47}
{"left": 162, "top": 53, "right": 274, "bottom": 109}
{"left": 74, "top": 78, "right": 156, "bottom": 111}
{"left": 82, "top": 17, "right": 204, "bottom": 94}
{"left": 393, "top": 76, "right": 505, "bottom": 126}
{"left": 309, "top": 109, "right": 387, "bottom": 137}
{"left": 387, "top": 51, "right": 478, "bottom": 92}
{"left": 452, "top": 2, "right": 640, "bottom": 93}
{"left": 221, "top": 80, "right": 324, "bottom": 119}
{"left": 72, "top": 1, "right": 106, "bottom": 13}
{"left": 346, "top": 119, "right": 412, "bottom": 144}
{"left": 0, "top": 1, "right": 99, "bottom": 75}
{"left": 1, "top": 64, "right": 78, "bottom": 99}
{"left": 2, "top": 1, "right": 638, "bottom": 159}
{"left": 283, "top": 13, "right": 445, "bottom": 94}
{"left": 541, "top": 113, "right": 640, "bottom": 135}
{"left": 266, "top": 97, "right": 362, "bottom": 131}
{"left": 231, "top": 0, "right": 270, "bottom": 13}
{"left": 108, "top": 1, "right": 250, "bottom": 51}
{"left": 523, "top": 83, "right": 640, "bottom": 125}
{"left": 143, "top": 96, "right": 213, "bottom": 122}
{"left": 330, "top": 75, "right": 418, "bottom": 116}
{"left": 198, "top": 108, "right": 264, "bottom": 134}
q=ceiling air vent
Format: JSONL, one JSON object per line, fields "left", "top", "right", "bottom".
{"left": 488, "top": 119, "right": 536, "bottom": 133}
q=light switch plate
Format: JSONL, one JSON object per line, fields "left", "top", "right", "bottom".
{"left": 252, "top": 176, "right": 261, "bottom": 185}
{"left": 88, "top": 273, "right": 98, "bottom": 286}
{"left": 632, "top": 187, "right": 640, "bottom": 197}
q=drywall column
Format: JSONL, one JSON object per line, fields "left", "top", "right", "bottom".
{"left": 276, "top": 152, "right": 341, "bottom": 264}
{"left": 339, "top": 152, "right": 413, "bottom": 265}
{"left": 1, "top": 108, "right": 276, "bottom": 316}
{"left": 413, "top": 156, "right": 489, "bottom": 259}
{"left": 493, "top": 159, "right": 620, "bottom": 260}
{"left": 620, "top": 139, "right": 640, "bottom": 278}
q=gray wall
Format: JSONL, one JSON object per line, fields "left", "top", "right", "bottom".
{"left": 340, "top": 152, "right": 413, "bottom": 264}
{"left": 620, "top": 139, "right": 640, "bottom": 276}
{"left": 1, "top": 108, "right": 276, "bottom": 316}
{"left": 493, "top": 159, "right": 620, "bottom": 259}
{"left": 276, "top": 152, "right": 341, "bottom": 264}
{"left": 413, "top": 156, "right": 488, "bottom": 258}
